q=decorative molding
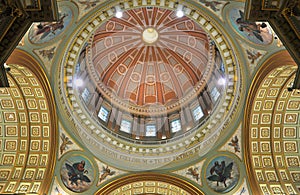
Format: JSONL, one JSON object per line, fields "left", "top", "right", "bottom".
{"left": 95, "top": 173, "right": 205, "bottom": 195}
{"left": 0, "top": 49, "right": 58, "bottom": 194}
{"left": 244, "top": 50, "right": 299, "bottom": 195}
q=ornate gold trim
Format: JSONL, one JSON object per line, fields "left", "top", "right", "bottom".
{"left": 243, "top": 50, "right": 297, "bottom": 194}
{"left": 95, "top": 172, "right": 204, "bottom": 195}
{"left": 6, "top": 49, "right": 58, "bottom": 194}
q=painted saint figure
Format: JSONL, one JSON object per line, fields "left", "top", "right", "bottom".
{"left": 35, "top": 14, "right": 68, "bottom": 40}
{"left": 236, "top": 10, "right": 267, "bottom": 42}
{"left": 99, "top": 166, "right": 115, "bottom": 183}
{"left": 65, "top": 160, "right": 91, "bottom": 186}
{"left": 207, "top": 161, "right": 233, "bottom": 187}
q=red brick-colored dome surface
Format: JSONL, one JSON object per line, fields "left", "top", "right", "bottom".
{"left": 86, "top": 7, "right": 214, "bottom": 114}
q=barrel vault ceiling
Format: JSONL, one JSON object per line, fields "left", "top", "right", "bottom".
{"left": 0, "top": 0, "right": 299, "bottom": 194}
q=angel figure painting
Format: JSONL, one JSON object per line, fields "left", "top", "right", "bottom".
{"left": 229, "top": 8, "right": 273, "bottom": 45}
{"left": 60, "top": 156, "right": 94, "bottom": 193}
{"left": 186, "top": 167, "right": 200, "bottom": 181}
{"left": 228, "top": 135, "right": 240, "bottom": 153}
{"left": 28, "top": 6, "right": 72, "bottom": 44}
{"left": 99, "top": 165, "right": 116, "bottom": 183}
{"left": 206, "top": 156, "right": 239, "bottom": 193}
{"left": 60, "top": 133, "right": 73, "bottom": 154}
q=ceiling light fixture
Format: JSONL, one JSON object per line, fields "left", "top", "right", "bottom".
{"left": 176, "top": 4, "right": 184, "bottom": 18}
{"left": 218, "top": 78, "right": 226, "bottom": 85}
{"left": 115, "top": 6, "right": 123, "bottom": 18}
{"left": 74, "top": 78, "right": 83, "bottom": 87}
{"left": 116, "top": 11, "right": 123, "bottom": 18}
{"left": 142, "top": 28, "right": 159, "bottom": 44}
{"left": 176, "top": 10, "right": 184, "bottom": 18}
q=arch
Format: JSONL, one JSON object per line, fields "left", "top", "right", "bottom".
{"left": 0, "top": 49, "right": 58, "bottom": 194}
{"left": 244, "top": 50, "right": 299, "bottom": 194}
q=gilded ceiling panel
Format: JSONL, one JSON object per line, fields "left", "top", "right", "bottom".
{"left": 0, "top": 49, "right": 57, "bottom": 194}
{"left": 245, "top": 51, "right": 300, "bottom": 195}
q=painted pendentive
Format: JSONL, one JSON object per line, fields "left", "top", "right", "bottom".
{"left": 229, "top": 8, "right": 273, "bottom": 45}
{"left": 28, "top": 6, "right": 73, "bottom": 44}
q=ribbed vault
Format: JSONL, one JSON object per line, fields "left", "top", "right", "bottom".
{"left": 88, "top": 7, "right": 212, "bottom": 109}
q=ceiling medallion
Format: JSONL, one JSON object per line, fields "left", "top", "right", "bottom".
{"left": 142, "top": 28, "right": 159, "bottom": 44}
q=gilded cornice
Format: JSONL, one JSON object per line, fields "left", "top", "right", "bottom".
{"left": 95, "top": 172, "right": 204, "bottom": 195}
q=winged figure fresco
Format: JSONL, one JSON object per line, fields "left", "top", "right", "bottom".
{"left": 236, "top": 10, "right": 267, "bottom": 42}
{"left": 207, "top": 161, "right": 233, "bottom": 187}
{"left": 228, "top": 135, "right": 240, "bottom": 153}
{"left": 78, "top": 0, "right": 100, "bottom": 10}
{"left": 65, "top": 160, "right": 91, "bottom": 186}
{"left": 186, "top": 167, "right": 199, "bottom": 181}
{"left": 60, "top": 133, "right": 73, "bottom": 154}
{"left": 198, "top": 0, "right": 223, "bottom": 12}
{"left": 35, "top": 14, "right": 68, "bottom": 40}
{"left": 99, "top": 166, "right": 116, "bottom": 183}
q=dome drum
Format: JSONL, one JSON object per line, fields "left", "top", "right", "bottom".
{"left": 71, "top": 7, "right": 228, "bottom": 142}
{"left": 75, "top": 43, "right": 225, "bottom": 142}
